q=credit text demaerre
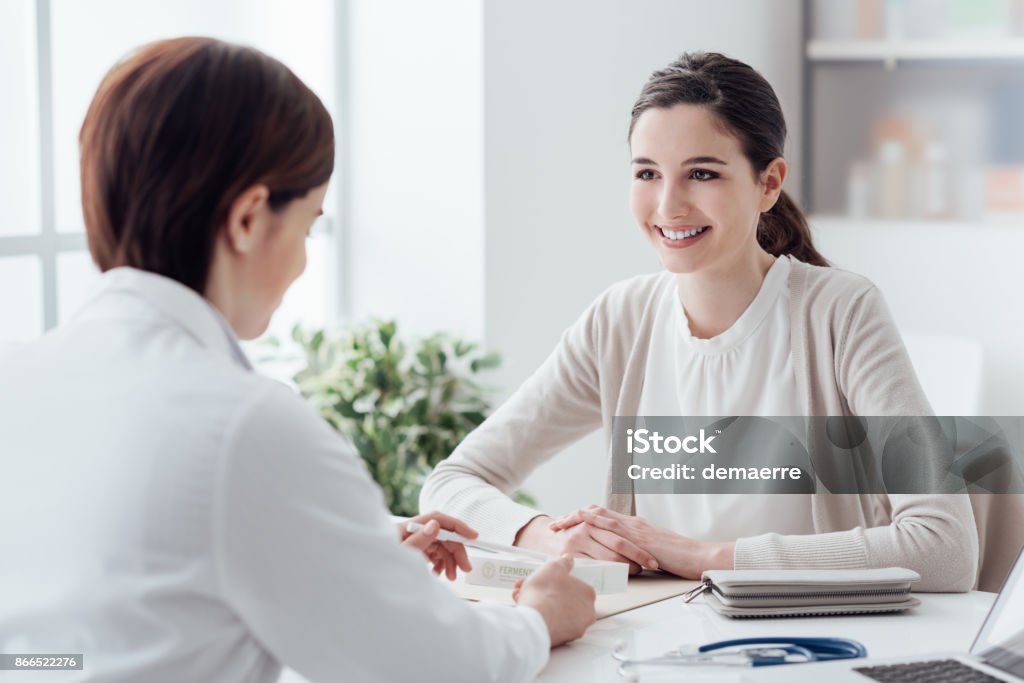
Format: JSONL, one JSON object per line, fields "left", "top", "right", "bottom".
{"left": 624, "top": 428, "right": 802, "bottom": 481}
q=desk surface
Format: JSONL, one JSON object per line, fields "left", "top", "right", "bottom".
{"left": 539, "top": 589, "right": 996, "bottom": 682}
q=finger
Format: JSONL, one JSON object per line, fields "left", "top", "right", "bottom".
{"left": 555, "top": 552, "right": 575, "bottom": 572}
{"left": 425, "top": 543, "right": 463, "bottom": 581}
{"left": 564, "top": 528, "right": 636, "bottom": 565}
{"left": 548, "top": 510, "right": 585, "bottom": 530}
{"left": 412, "top": 511, "right": 479, "bottom": 539}
{"left": 550, "top": 503, "right": 607, "bottom": 529}
{"left": 588, "top": 525, "right": 658, "bottom": 569}
{"left": 533, "top": 552, "right": 576, "bottom": 578}
{"left": 580, "top": 510, "right": 632, "bottom": 537}
{"left": 428, "top": 543, "right": 454, "bottom": 566}
{"left": 585, "top": 506, "right": 627, "bottom": 522}
{"left": 402, "top": 519, "right": 440, "bottom": 551}
{"left": 581, "top": 512, "right": 658, "bottom": 569}
{"left": 442, "top": 540, "right": 473, "bottom": 573}
{"left": 434, "top": 512, "right": 479, "bottom": 539}
{"left": 442, "top": 548, "right": 454, "bottom": 581}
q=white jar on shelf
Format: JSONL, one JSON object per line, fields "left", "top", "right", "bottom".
{"left": 847, "top": 160, "right": 876, "bottom": 218}
{"left": 922, "top": 142, "right": 952, "bottom": 219}
{"left": 878, "top": 140, "right": 909, "bottom": 219}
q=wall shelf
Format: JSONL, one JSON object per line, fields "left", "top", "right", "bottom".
{"left": 808, "top": 38, "right": 1024, "bottom": 63}
{"left": 809, "top": 215, "right": 1024, "bottom": 231}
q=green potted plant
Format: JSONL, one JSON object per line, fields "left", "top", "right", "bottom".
{"left": 287, "top": 320, "right": 533, "bottom": 516}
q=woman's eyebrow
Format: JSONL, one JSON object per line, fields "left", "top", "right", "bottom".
{"left": 682, "top": 155, "right": 727, "bottom": 166}
{"left": 630, "top": 155, "right": 728, "bottom": 165}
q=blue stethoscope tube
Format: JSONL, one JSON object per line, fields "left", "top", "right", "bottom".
{"left": 699, "top": 636, "right": 868, "bottom": 666}
{"left": 612, "top": 636, "right": 867, "bottom": 670}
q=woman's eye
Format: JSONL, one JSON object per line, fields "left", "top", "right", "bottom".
{"left": 690, "top": 169, "right": 718, "bottom": 181}
{"left": 635, "top": 169, "right": 658, "bottom": 181}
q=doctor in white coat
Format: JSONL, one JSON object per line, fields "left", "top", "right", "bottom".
{"left": 0, "top": 36, "right": 595, "bottom": 683}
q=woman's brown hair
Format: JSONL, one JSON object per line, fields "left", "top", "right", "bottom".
{"left": 628, "top": 52, "right": 827, "bottom": 267}
{"left": 79, "top": 36, "right": 335, "bottom": 293}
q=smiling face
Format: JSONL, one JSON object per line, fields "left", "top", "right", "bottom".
{"left": 629, "top": 104, "right": 784, "bottom": 275}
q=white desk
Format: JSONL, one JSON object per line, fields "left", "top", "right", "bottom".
{"left": 276, "top": 590, "right": 995, "bottom": 683}
{"left": 539, "top": 590, "right": 996, "bottom": 682}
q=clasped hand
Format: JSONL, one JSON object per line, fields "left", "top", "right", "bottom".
{"left": 529, "top": 504, "right": 733, "bottom": 578}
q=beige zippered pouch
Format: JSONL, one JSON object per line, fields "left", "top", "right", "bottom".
{"left": 684, "top": 568, "right": 922, "bottom": 618}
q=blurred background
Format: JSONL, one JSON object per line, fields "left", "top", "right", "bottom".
{"left": 2, "top": 0, "right": 1023, "bottom": 516}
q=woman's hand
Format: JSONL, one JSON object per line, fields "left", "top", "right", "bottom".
{"left": 398, "top": 511, "right": 477, "bottom": 581}
{"left": 514, "top": 514, "right": 659, "bottom": 574}
{"left": 548, "top": 505, "right": 734, "bottom": 579}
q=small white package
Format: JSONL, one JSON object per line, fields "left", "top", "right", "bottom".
{"left": 464, "top": 548, "right": 629, "bottom": 594}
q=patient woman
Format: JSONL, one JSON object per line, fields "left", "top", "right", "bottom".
{"left": 421, "top": 52, "right": 979, "bottom": 592}
{"left": 0, "top": 37, "right": 595, "bottom": 682}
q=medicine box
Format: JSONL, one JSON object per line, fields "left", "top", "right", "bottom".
{"left": 464, "top": 548, "right": 629, "bottom": 594}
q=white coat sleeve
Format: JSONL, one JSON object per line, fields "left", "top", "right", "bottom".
{"left": 214, "top": 383, "right": 550, "bottom": 683}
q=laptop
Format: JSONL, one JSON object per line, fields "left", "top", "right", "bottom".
{"left": 743, "top": 549, "right": 1024, "bottom": 682}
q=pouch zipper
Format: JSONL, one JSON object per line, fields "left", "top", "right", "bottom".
{"left": 683, "top": 577, "right": 910, "bottom": 603}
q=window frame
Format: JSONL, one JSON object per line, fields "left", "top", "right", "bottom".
{"left": 0, "top": 0, "right": 351, "bottom": 338}
{"left": 0, "top": 0, "right": 87, "bottom": 332}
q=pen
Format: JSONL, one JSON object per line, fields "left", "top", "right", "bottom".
{"left": 405, "top": 521, "right": 551, "bottom": 561}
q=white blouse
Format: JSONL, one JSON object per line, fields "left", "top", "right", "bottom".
{"left": 634, "top": 255, "right": 815, "bottom": 541}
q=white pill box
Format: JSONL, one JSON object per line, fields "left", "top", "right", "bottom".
{"left": 464, "top": 548, "right": 629, "bottom": 594}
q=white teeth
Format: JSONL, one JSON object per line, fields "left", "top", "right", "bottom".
{"left": 659, "top": 226, "right": 708, "bottom": 240}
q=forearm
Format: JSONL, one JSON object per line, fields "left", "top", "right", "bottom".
{"left": 705, "top": 541, "right": 735, "bottom": 571}
{"left": 422, "top": 305, "right": 605, "bottom": 540}
{"left": 420, "top": 458, "right": 544, "bottom": 544}
{"left": 658, "top": 538, "right": 734, "bottom": 578}
{"left": 734, "top": 495, "right": 977, "bottom": 591}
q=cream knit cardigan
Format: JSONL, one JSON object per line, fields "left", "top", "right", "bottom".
{"left": 422, "top": 260, "right": 1009, "bottom": 592}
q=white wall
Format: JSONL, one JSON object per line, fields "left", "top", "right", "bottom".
{"left": 814, "top": 221, "right": 1024, "bottom": 416}
{"left": 481, "top": 0, "right": 804, "bottom": 513}
{"left": 346, "top": 0, "right": 485, "bottom": 340}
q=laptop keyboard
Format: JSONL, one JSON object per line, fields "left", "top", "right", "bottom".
{"left": 854, "top": 658, "right": 1003, "bottom": 682}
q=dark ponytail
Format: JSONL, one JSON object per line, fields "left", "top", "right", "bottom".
{"left": 759, "top": 191, "right": 828, "bottom": 267}
{"left": 629, "top": 52, "right": 828, "bottom": 267}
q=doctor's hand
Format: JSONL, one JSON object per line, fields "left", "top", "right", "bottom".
{"left": 399, "top": 511, "right": 477, "bottom": 581}
{"left": 548, "top": 505, "right": 734, "bottom": 579}
{"left": 514, "top": 514, "right": 659, "bottom": 574}
{"left": 514, "top": 554, "right": 596, "bottom": 647}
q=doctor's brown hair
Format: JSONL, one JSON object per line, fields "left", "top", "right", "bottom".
{"left": 79, "top": 37, "right": 334, "bottom": 293}
{"left": 628, "top": 52, "right": 827, "bottom": 267}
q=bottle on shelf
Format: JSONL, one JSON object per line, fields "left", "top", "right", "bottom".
{"left": 921, "top": 142, "right": 952, "bottom": 220}
{"left": 846, "top": 160, "right": 876, "bottom": 218}
{"left": 877, "top": 140, "right": 909, "bottom": 219}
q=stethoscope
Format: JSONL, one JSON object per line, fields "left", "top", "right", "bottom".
{"left": 612, "top": 636, "right": 867, "bottom": 675}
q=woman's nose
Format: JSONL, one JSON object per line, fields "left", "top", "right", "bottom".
{"left": 657, "top": 183, "right": 691, "bottom": 220}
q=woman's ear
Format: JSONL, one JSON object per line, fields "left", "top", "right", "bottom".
{"left": 758, "top": 157, "right": 788, "bottom": 212}
{"left": 223, "top": 184, "right": 271, "bottom": 253}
